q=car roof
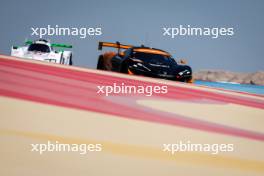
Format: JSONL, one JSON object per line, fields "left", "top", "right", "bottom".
{"left": 132, "top": 47, "right": 171, "bottom": 57}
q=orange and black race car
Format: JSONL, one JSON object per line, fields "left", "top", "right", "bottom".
{"left": 97, "top": 41, "right": 193, "bottom": 83}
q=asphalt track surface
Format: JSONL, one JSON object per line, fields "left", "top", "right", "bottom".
{"left": 0, "top": 55, "right": 264, "bottom": 176}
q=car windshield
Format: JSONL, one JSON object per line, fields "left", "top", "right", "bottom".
{"left": 28, "top": 44, "right": 50, "bottom": 53}
{"left": 133, "top": 52, "right": 176, "bottom": 64}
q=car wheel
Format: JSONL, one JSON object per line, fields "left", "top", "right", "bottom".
{"left": 120, "top": 61, "right": 129, "bottom": 74}
{"left": 69, "top": 54, "right": 73, "bottom": 65}
{"left": 59, "top": 54, "right": 64, "bottom": 64}
{"left": 183, "top": 76, "right": 193, "bottom": 83}
{"left": 97, "top": 55, "right": 105, "bottom": 70}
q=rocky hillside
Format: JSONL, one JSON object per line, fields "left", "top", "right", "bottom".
{"left": 194, "top": 70, "right": 264, "bottom": 85}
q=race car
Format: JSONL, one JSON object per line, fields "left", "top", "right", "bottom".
{"left": 11, "top": 39, "right": 73, "bottom": 65}
{"left": 97, "top": 41, "right": 193, "bottom": 82}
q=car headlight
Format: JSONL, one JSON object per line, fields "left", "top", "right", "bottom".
{"left": 138, "top": 63, "right": 151, "bottom": 71}
{"left": 131, "top": 62, "right": 151, "bottom": 71}
{"left": 178, "top": 70, "right": 191, "bottom": 76}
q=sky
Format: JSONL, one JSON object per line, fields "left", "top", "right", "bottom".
{"left": 0, "top": 0, "right": 263, "bottom": 72}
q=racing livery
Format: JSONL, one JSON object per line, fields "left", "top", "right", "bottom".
{"left": 97, "top": 41, "right": 193, "bottom": 82}
{"left": 11, "top": 39, "right": 73, "bottom": 65}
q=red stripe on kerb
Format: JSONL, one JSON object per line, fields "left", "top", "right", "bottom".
{"left": 1, "top": 56, "right": 264, "bottom": 141}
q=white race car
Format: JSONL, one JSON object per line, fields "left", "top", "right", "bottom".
{"left": 11, "top": 39, "right": 73, "bottom": 65}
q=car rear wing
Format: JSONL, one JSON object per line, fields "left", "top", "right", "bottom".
{"left": 51, "top": 43, "right": 72, "bottom": 48}
{"left": 98, "top": 41, "right": 133, "bottom": 50}
{"left": 98, "top": 41, "right": 171, "bottom": 57}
